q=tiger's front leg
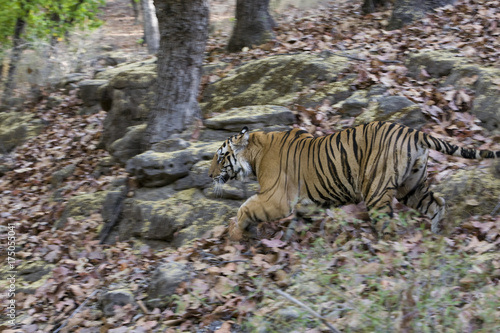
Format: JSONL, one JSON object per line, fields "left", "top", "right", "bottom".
{"left": 229, "top": 194, "right": 293, "bottom": 240}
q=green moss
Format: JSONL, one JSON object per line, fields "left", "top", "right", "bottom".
{"left": 0, "top": 112, "right": 44, "bottom": 152}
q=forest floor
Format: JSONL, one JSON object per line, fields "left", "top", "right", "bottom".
{"left": 1, "top": 0, "right": 500, "bottom": 332}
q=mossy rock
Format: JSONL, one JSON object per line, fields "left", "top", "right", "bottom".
{"left": 201, "top": 53, "right": 350, "bottom": 113}
{"left": 55, "top": 191, "right": 108, "bottom": 229}
{"left": 406, "top": 51, "right": 470, "bottom": 78}
{"left": 2, "top": 261, "right": 55, "bottom": 294}
{"left": 119, "top": 188, "right": 241, "bottom": 248}
{"left": 433, "top": 167, "right": 500, "bottom": 226}
{"left": 0, "top": 112, "right": 44, "bottom": 152}
{"left": 355, "top": 96, "right": 426, "bottom": 129}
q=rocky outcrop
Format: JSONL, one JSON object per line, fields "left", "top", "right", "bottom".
{"left": 77, "top": 49, "right": 500, "bottom": 249}
{"left": 406, "top": 50, "right": 500, "bottom": 133}
{"left": 201, "top": 53, "right": 352, "bottom": 113}
{"left": 113, "top": 105, "right": 292, "bottom": 247}
{"left": 97, "top": 60, "right": 157, "bottom": 150}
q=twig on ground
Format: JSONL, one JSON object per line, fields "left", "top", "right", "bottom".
{"left": 273, "top": 288, "right": 341, "bottom": 333}
{"left": 53, "top": 289, "right": 100, "bottom": 333}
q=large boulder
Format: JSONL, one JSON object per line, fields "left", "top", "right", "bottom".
{"left": 433, "top": 167, "right": 500, "bottom": 226}
{"left": 119, "top": 187, "right": 242, "bottom": 248}
{"left": 205, "top": 105, "right": 295, "bottom": 131}
{"left": 126, "top": 141, "right": 220, "bottom": 187}
{"left": 98, "top": 61, "right": 157, "bottom": 150}
{"left": 355, "top": 95, "right": 427, "bottom": 129}
{"left": 201, "top": 53, "right": 351, "bottom": 113}
{"left": 0, "top": 112, "right": 44, "bottom": 153}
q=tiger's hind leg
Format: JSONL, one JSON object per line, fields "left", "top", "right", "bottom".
{"left": 396, "top": 154, "right": 445, "bottom": 233}
{"left": 365, "top": 188, "right": 399, "bottom": 237}
{"left": 230, "top": 194, "right": 293, "bottom": 240}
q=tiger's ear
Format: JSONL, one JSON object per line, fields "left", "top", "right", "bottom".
{"left": 232, "top": 126, "right": 249, "bottom": 149}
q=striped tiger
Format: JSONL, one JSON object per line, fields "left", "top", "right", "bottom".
{"left": 208, "top": 121, "right": 499, "bottom": 240}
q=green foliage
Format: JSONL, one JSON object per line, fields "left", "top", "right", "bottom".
{"left": 0, "top": 0, "right": 105, "bottom": 51}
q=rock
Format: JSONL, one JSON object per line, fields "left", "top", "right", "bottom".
{"left": 98, "top": 62, "right": 157, "bottom": 149}
{"left": 356, "top": 95, "right": 427, "bottom": 129}
{"left": 50, "top": 164, "right": 76, "bottom": 188}
{"left": 126, "top": 141, "right": 220, "bottom": 187}
{"left": 100, "top": 289, "right": 136, "bottom": 316}
{"left": 78, "top": 79, "right": 108, "bottom": 114}
{"left": 119, "top": 188, "right": 241, "bottom": 248}
{"left": 444, "top": 64, "right": 500, "bottom": 132}
{"left": 340, "top": 90, "right": 369, "bottom": 117}
{"left": 4, "top": 261, "right": 55, "bottom": 294}
{"left": 151, "top": 137, "right": 191, "bottom": 153}
{"left": 204, "top": 105, "right": 295, "bottom": 131}
{"left": 406, "top": 51, "right": 469, "bottom": 78}
{"left": 0, "top": 112, "right": 45, "bottom": 152}
{"left": 174, "top": 160, "right": 212, "bottom": 191}
{"left": 201, "top": 53, "right": 350, "bottom": 113}
{"left": 95, "top": 51, "right": 130, "bottom": 67}
{"left": 54, "top": 191, "right": 108, "bottom": 229}
{"left": 109, "top": 124, "right": 146, "bottom": 164}
{"left": 432, "top": 167, "right": 500, "bottom": 224}
{"left": 147, "top": 262, "right": 190, "bottom": 308}
{"left": 56, "top": 73, "right": 88, "bottom": 90}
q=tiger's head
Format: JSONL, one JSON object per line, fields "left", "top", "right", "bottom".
{"left": 209, "top": 127, "right": 252, "bottom": 188}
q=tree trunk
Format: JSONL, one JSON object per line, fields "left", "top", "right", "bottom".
{"left": 388, "top": 0, "right": 456, "bottom": 30}
{"left": 361, "top": 0, "right": 392, "bottom": 14}
{"left": 1, "top": 17, "right": 27, "bottom": 109}
{"left": 143, "top": 0, "right": 208, "bottom": 147}
{"left": 141, "top": 0, "right": 159, "bottom": 53}
{"left": 227, "top": 0, "right": 275, "bottom": 52}
{"left": 131, "top": 0, "right": 140, "bottom": 25}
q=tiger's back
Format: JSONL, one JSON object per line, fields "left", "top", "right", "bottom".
{"left": 209, "top": 121, "right": 499, "bottom": 240}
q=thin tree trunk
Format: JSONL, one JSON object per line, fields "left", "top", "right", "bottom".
{"left": 143, "top": 0, "right": 209, "bottom": 147}
{"left": 1, "top": 17, "right": 27, "bottom": 109}
{"left": 142, "top": 0, "right": 159, "bottom": 54}
{"left": 131, "top": 0, "right": 140, "bottom": 25}
{"left": 227, "top": 0, "right": 275, "bottom": 52}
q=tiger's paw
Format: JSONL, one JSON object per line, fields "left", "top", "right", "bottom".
{"left": 228, "top": 217, "right": 244, "bottom": 241}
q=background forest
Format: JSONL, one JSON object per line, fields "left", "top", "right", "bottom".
{"left": 1, "top": 0, "right": 500, "bottom": 332}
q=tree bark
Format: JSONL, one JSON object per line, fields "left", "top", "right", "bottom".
{"left": 143, "top": 0, "right": 209, "bottom": 147}
{"left": 388, "top": 0, "right": 456, "bottom": 30}
{"left": 227, "top": 0, "right": 275, "bottom": 52}
{"left": 141, "top": 0, "right": 159, "bottom": 53}
{"left": 361, "top": 0, "right": 392, "bottom": 14}
{"left": 1, "top": 16, "right": 27, "bottom": 109}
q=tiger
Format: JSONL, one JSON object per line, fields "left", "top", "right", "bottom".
{"left": 208, "top": 121, "right": 500, "bottom": 240}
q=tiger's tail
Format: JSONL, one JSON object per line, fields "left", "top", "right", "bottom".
{"left": 419, "top": 132, "right": 500, "bottom": 159}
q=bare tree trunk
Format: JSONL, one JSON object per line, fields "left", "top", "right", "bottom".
{"left": 361, "top": 0, "right": 392, "bottom": 14}
{"left": 142, "top": 0, "right": 159, "bottom": 53}
{"left": 1, "top": 17, "right": 26, "bottom": 109}
{"left": 143, "top": 0, "right": 209, "bottom": 147}
{"left": 227, "top": 0, "right": 275, "bottom": 52}
{"left": 388, "top": 0, "right": 456, "bottom": 30}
